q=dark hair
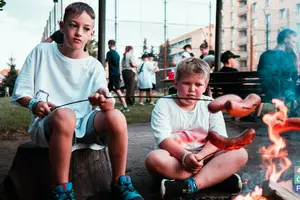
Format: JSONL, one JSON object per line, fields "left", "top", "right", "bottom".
{"left": 108, "top": 40, "right": 116, "bottom": 49}
{"left": 123, "top": 46, "right": 133, "bottom": 60}
{"left": 277, "top": 28, "right": 297, "bottom": 44}
{"left": 63, "top": 2, "right": 95, "bottom": 22}
{"left": 183, "top": 44, "right": 192, "bottom": 50}
{"left": 200, "top": 40, "right": 208, "bottom": 49}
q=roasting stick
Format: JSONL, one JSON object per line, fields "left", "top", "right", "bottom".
{"left": 54, "top": 95, "right": 258, "bottom": 110}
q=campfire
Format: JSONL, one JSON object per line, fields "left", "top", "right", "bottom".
{"left": 234, "top": 99, "right": 300, "bottom": 200}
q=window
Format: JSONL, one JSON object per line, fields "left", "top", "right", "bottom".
{"left": 240, "top": 61, "right": 247, "bottom": 68}
{"left": 240, "top": 30, "right": 247, "bottom": 37}
{"left": 266, "top": 14, "right": 271, "bottom": 24}
{"left": 231, "top": 41, "right": 235, "bottom": 49}
{"left": 240, "top": 14, "right": 247, "bottom": 22}
{"left": 232, "top": 0, "right": 235, "bottom": 6}
{"left": 231, "top": 12, "right": 235, "bottom": 20}
{"left": 252, "top": 3, "right": 257, "bottom": 12}
{"left": 280, "top": 9, "right": 286, "bottom": 19}
{"left": 297, "top": 23, "right": 300, "bottom": 33}
{"left": 240, "top": 45, "right": 247, "bottom": 51}
{"left": 231, "top": 27, "right": 235, "bottom": 35}
{"left": 297, "top": 4, "right": 300, "bottom": 14}
{"left": 252, "top": 18, "right": 257, "bottom": 28}
{"left": 266, "top": 0, "right": 271, "bottom": 7}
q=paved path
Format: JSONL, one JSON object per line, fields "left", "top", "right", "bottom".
{"left": 1, "top": 116, "right": 300, "bottom": 199}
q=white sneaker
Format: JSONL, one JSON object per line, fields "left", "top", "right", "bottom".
{"left": 139, "top": 102, "right": 145, "bottom": 106}
{"left": 149, "top": 102, "right": 155, "bottom": 106}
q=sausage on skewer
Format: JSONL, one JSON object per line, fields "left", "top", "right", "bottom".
{"left": 206, "top": 129, "right": 256, "bottom": 150}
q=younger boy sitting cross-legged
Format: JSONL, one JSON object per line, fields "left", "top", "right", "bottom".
{"left": 145, "top": 57, "right": 248, "bottom": 199}
{"left": 11, "top": 2, "right": 143, "bottom": 200}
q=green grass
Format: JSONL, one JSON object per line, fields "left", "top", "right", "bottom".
{"left": 0, "top": 97, "right": 154, "bottom": 133}
{"left": 0, "top": 97, "right": 31, "bottom": 133}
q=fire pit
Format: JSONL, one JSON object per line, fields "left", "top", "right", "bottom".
{"left": 234, "top": 99, "right": 300, "bottom": 200}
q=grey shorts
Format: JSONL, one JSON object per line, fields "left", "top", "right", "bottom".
{"left": 43, "top": 111, "right": 107, "bottom": 145}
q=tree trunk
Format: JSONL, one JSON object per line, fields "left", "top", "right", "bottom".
{"left": 2, "top": 142, "right": 111, "bottom": 200}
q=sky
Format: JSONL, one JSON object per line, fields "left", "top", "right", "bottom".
{"left": 0, "top": 0, "right": 216, "bottom": 70}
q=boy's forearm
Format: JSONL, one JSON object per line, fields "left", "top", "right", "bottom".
{"left": 159, "top": 138, "right": 188, "bottom": 161}
{"left": 16, "top": 97, "right": 33, "bottom": 108}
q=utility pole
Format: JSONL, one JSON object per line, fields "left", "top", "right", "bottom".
{"left": 263, "top": 9, "right": 269, "bottom": 51}
{"left": 287, "top": 8, "right": 290, "bottom": 28}
{"left": 209, "top": 0, "right": 212, "bottom": 49}
{"left": 98, "top": 0, "right": 106, "bottom": 66}
{"left": 250, "top": 4, "right": 254, "bottom": 71}
{"left": 115, "top": 0, "right": 118, "bottom": 43}
{"left": 61, "top": 0, "right": 63, "bottom": 19}
{"left": 164, "top": 0, "right": 167, "bottom": 80}
{"left": 215, "top": 0, "right": 222, "bottom": 72}
{"left": 54, "top": 2, "right": 57, "bottom": 30}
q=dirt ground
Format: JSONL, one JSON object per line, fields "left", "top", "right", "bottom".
{"left": 1, "top": 116, "right": 300, "bottom": 200}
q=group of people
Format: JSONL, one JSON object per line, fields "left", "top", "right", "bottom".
{"left": 106, "top": 43, "right": 159, "bottom": 109}
{"left": 10, "top": 2, "right": 299, "bottom": 200}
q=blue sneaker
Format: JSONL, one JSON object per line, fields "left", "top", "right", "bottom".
{"left": 49, "top": 182, "right": 75, "bottom": 200}
{"left": 112, "top": 176, "right": 144, "bottom": 200}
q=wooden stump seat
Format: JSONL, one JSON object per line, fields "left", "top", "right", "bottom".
{"left": 2, "top": 142, "right": 112, "bottom": 200}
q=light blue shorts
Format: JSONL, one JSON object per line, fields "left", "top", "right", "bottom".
{"left": 43, "top": 110, "right": 107, "bottom": 145}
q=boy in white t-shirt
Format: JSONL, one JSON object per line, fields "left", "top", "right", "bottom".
{"left": 145, "top": 57, "right": 248, "bottom": 199}
{"left": 11, "top": 2, "right": 143, "bottom": 200}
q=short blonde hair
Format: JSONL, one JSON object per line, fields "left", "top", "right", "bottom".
{"left": 175, "top": 57, "right": 210, "bottom": 83}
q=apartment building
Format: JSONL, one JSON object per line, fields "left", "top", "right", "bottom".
{"left": 223, "top": 0, "right": 300, "bottom": 71}
{"left": 168, "top": 24, "right": 216, "bottom": 62}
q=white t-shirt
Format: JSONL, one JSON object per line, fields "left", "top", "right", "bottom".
{"left": 151, "top": 95, "right": 227, "bottom": 151}
{"left": 137, "top": 61, "right": 155, "bottom": 89}
{"left": 11, "top": 43, "right": 107, "bottom": 147}
{"left": 182, "top": 52, "right": 191, "bottom": 58}
{"left": 150, "top": 61, "right": 158, "bottom": 85}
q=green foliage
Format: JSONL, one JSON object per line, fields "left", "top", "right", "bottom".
{"left": 1, "top": 57, "right": 18, "bottom": 96}
{"left": 143, "top": 38, "right": 148, "bottom": 54}
{"left": 86, "top": 39, "right": 98, "bottom": 58}
{"left": 157, "top": 39, "right": 172, "bottom": 69}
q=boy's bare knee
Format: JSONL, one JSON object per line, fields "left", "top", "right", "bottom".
{"left": 105, "top": 109, "right": 127, "bottom": 129}
{"left": 50, "top": 108, "right": 76, "bottom": 136}
{"left": 145, "top": 150, "right": 168, "bottom": 171}
{"left": 235, "top": 148, "right": 248, "bottom": 166}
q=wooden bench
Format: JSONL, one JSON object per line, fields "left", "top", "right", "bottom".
{"left": 1, "top": 142, "right": 112, "bottom": 200}
{"left": 208, "top": 71, "right": 268, "bottom": 101}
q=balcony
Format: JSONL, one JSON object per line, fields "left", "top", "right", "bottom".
{"left": 236, "top": 21, "right": 248, "bottom": 30}
{"left": 237, "top": 36, "right": 248, "bottom": 45}
{"left": 237, "top": 6, "right": 248, "bottom": 16}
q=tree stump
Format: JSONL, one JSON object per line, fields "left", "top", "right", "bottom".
{"left": 2, "top": 142, "right": 112, "bottom": 200}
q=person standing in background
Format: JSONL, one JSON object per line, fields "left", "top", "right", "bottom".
{"left": 106, "top": 40, "right": 129, "bottom": 112}
{"left": 182, "top": 44, "right": 194, "bottom": 59}
{"left": 199, "top": 40, "right": 209, "bottom": 59}
{"left": 121, "top": 46, "right": 138, "bottom": 106}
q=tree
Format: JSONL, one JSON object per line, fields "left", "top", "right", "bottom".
{"left": 150, "top": 45, "right": 155, "bottom": 55}
{"left": 142, "top": 38, "right": 148, "bottom": 54}
{"left": 1, "top": 57, "right": 18, "bottom": 96}
{"left": 157, "top": 39, "right": 172, "bottom": 69}
{"left": 86, "top": 39, "right": 98, "bottom": 58}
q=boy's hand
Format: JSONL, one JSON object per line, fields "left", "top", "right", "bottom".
{"left": 184, "top": 153, "right": 203, "bottom": 174}
{"left": 35, "top": 101, "right": 56, "bottom": 118}
{"left": 88, "top": 88, "right": 115, "bottom": 111}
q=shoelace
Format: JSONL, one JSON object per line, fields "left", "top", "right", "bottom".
{"left": 118, "top": 182, "right": 136, "bottom": 197}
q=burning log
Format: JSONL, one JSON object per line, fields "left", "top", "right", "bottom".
{"left": 262, "top": 180, "right": 300, "bottom": 200}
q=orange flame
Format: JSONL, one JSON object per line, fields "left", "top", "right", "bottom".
{"left": 234, "top": 99, "right": 293, "bottom": 200}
